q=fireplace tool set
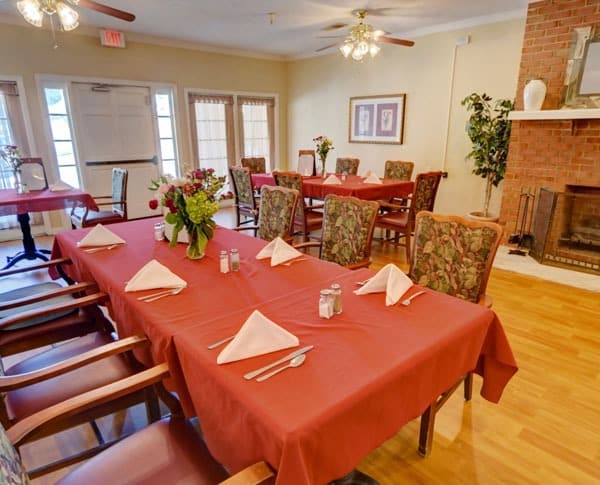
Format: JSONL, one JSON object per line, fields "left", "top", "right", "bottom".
{"left": 508, "top": 187, "right": 536, "bottom": 256}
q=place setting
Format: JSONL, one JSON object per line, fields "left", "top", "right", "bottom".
{"left": 206, "top": 309, "right": 313, "bottom": 382}
{"left": 77, "top": 223, "right": 126, "bottom": 253}
{"left": 354, "top": 263, "right": 427, "bottom": 307}
{"left": 256, "top": 237, "right": 307, "bottom": 266}
{"left": 125, "top": 259, "right": 187, "bottom": 302}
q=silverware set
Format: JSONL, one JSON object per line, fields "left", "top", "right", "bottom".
{"left": 137, "top": 286, "right": 185, "bottom": 302}
{"left": 83, "top": 243, "right": 124, "bottom": 253}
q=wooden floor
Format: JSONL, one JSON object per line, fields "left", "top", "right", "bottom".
{"left": 2, "top": 209, "right": 599, "bottom": 484}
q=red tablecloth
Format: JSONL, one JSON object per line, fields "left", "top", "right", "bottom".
{"left": 251, "top": 173, "right": 414, "bottom": 201}
{"left": 0, "top": 188, "right": 97, "bottom": 216}
{"left": 174, "top": 269, "right": 517, "bottom": 485}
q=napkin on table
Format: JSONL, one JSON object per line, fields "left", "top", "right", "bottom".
{"left": 217, "top": 310, "right": 299, "bottom": 364}
{"left": 363, "top": 173, "right": 382, "bottom": 184}
{"left": 77, "top": 224, "right": 126, "bottom": 247}
{"left": 323, "top": 174, "right": 342, "bottom": 185}
{"left": 256, "top": 237, "right": 304, "bottom": 266}
{"left": 50, "top": 180, "right": 73, "bottom": 191}
{"left": 354, "top": 263, "right": 413, "bottom": 306}
{"left": 125, "top": 259, "right": 187, "bottom": 292}
{"left": 361, "top": 170, "right": 375, "bottom": 178}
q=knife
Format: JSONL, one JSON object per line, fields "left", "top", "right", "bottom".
{"left": 243, "top": 345, "right": 314, "bottom": 380}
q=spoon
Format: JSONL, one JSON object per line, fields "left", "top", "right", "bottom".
{"left": 141, "top": 286, "right": 184, "bottom": 302}
{"left": 256, "top": 354, "right": 306, "bottom": 382}
{"left": 400, "top": 290, "right": 426, "bottom": 306}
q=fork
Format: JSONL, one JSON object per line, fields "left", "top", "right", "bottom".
{"left": 355, "top": 278, "right": 372, "bottom": 286}
{"left": 138, "top": 287, "right": 184, "bottom": 302}
{"left": 84, "top": 244, "right": 122, "bottom": 253}
{"left": 400, "top": 290, "right": 426, "bottom": 306}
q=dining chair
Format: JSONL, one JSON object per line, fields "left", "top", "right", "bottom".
{"left": 1, "top": 362, "right": 275, "bottom": 484}
{"left": 19, "top": 158, "right": 49, "bottom": 191}
{"left": 273, "top": 171, "right": 324, "bottom": 241}
{"left": 335, "top": 157, "right": 360, "bottom": 175}
{"left": 409, "top": 211, "right": 503, "bottom": 456}
{"left": 375, "top": 171, "right": 443, "bottom": 262}
{"left": 229, "top": 166, "right": 260, "bottom": 227}
{"left": 70, "top": 168, "right": 128, "bottom": 229}
{"left": 294, "top": 194, "right": 379, "bottom": 269}
{"left": 234, "top": 185, "right": 298, "bottom": 243}
{"left": 240, "top": 157, "right": 266, "bottom": 175}
{"left": 297, "top": 150, "right": 316, "bottom": 176}
{"left": 384, "top": 160, "right": 414, "bottom": 181}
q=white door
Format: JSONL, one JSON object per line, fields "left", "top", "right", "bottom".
{"left": 71, "top": 84, "right": 159, "bottom": 219}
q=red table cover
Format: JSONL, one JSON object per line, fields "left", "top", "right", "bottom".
{"left": 0, "top": 188, "right": 97, "bottom": 216}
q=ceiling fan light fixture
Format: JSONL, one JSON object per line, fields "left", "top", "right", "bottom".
{"left": 369, "top": 42, "right": 380, "bottom": 57}
{"left": 17, "top": 0, "right": 43, "bottom": 27}
{"left": 340, "top": 42, "right": 353, "bottom": 58}
{"left": 56, "top": 1, "right": 79, "bottom": 30}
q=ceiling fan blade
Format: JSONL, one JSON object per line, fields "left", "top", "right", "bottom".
{"left": 322, "top": 22, "right": 348, "bottom": 32}
{"left": 315, "top": 43, "right": 339, "bottom": 53}
{"left": 77, "top": 0, "right": 136, "bottom": 22}
{"left": 378, "top": 36, "right": 414, "bottom": 47}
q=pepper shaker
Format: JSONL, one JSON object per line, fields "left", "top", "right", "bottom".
{"left": 230, "top": 248, "right": 240, "bottom": 271}
{"left": 330, "top": 283, "right": 342, "bottom": 314}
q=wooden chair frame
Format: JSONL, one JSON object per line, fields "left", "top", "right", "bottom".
{"left": 230, "top": 166, "right": 259, "bottom": 227}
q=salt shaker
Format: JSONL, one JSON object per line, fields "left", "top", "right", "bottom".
{"left": 230, "top": 248, "right": 240, "bottom": 271}
{"left": 153, "top": 222, "right": 164, "bottom": 241}
{"left": 219, "top": 250, "right": 229, "bottom": 273}
{"left": 319, "top": 289, "right": 334, "bottom": 319}
{"left": 330, "top": 283, "right": 342, "bottom": 314}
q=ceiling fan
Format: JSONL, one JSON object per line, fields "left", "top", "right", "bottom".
{"left": 16, "top": 0, "right": 135, "bottom": 31}
{"left": 317, "top": 9, "right": 414, "bottom": 61}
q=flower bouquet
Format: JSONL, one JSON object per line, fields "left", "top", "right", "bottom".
{"left": 0, "top": 145, "right": 25, "bottom": 193}
{"left": 149, "top": 168, "right": 231, "bottom": 259}
{"left": 313, "top": 136, "right": 334, "bottom": 177}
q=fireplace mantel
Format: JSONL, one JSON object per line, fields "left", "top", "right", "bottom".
{"left": 508, "top": 108, "right": 600, "bottom": 120}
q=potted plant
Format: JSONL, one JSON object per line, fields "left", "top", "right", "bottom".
{"left": 461, "top": 93, "right": 514, "bottom": 221}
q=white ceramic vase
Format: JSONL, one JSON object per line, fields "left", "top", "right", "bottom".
{"left": 523, "top": 79, "right": 547, "bottom": 111}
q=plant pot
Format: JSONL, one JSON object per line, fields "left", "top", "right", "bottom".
{"left": 467, "top": 211, "right": 499, "bottom": 223}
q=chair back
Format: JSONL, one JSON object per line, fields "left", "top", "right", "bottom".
{"left": 409, "top": 211, "right": 502, "bottom": 304}
{"left": 272, "top": 171, "right": 306, "bottom": 220}
{"left": 384, "top": 160, "right": 414, "bottom": 181}
{"left": 0, "top": 423, "right": 29, "bottom": 484}
{"left": 411, "top": 171, "right": 443, "bottom": 218}
{"left": 297, "top": 150, "right": 315, "bottom": 176}
{"left": 20, "top": 158, "right": 48, "bottom": 191}
{"left": 335, "top": 158, "right": 360, "bottom": 175}
{"left": 320, "top": 195, "right": 379, "bottom": 267}
{"left": 240, "top": 157, "right": 266, "bottom": 174}
{"left": 257, "top": 185, "right": 299, "bottom": 241}
{"left": 111, "top": 168, "right": 128, "bottom": 217}
{"left": 230, "top": 166, "right": 256, "bottom": 208}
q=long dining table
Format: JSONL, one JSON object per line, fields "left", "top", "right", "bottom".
{"left": 251, "top": 173, "right": 414, "bottom": 201}
{"left": 51, "top": 217, "right": 517, "bottom": 485}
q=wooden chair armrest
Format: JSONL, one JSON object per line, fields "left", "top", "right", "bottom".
{"left": 92, "top": 195, "right": 113, "bottom": 200}
{"left": 306, "top": 203, "right": 324, "bottom": 211}
{"left": 0, "top": 292, "right": 108, "bottom": 331}
{"left": 0, "top": 281, "right": 98, "bottom": 311}
{"left": 221, "top": 461, "right": 275, "bottom": 485}
{"left": 233, "top": 225, "right": 259, "bottom": 232}
{"left": 344, "top": 259, "right": 371, "bottom": 270}
{"left": 7, "top": 363, "right": 169, "bottom": 446}
{"left": 293, "top": 241, "right": 321, "bottom": 251}
{"left": 0, "top": 335, "right": 148, "bottom": 392}
{"left": 379, "top": 201, "right": 409, "bottom": 211}
{"left": 0, "top": 258, "right": 71, "bottom": 278}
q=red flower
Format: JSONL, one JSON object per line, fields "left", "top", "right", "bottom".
{"left": 165, "top": 199, "right": 177, "bottom": 213}
{"left": 148, "top": 199, "right": 158, "bottom": 210}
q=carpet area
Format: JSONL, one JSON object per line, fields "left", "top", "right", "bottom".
{"left": 493, "top": 245, "right": 600, "bottom": 292}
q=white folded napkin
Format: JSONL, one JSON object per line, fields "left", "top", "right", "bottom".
{"left": 50, "top": 180, "right": 73, "bottom": 191}
{"left": 217, "top": 310, "right": 299, "bottom": 364}
{"left": 354, "top": 263, "right": 413, "bottom": 306}
{"left": 361, "top": 170, "right": 375, "bottom": 177}
{"left": 323, "top": 174, "right": 342, "bottom": 185}
{"left": 256, "top": 237, "right": 304, "bottom": 266}
{"left": 363, "top": 173, "right": 382, "bottom": 184}
{"left": 125, "top": 259, "right": 187, "bottom": 292}
{"left": 77, "top": 224, "right": 126, "bottom": 247}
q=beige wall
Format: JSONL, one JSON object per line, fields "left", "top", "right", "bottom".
{"left": 287, "top": 19, "right": 525, "bottom": 217}
{"left": 0, "top": 23, "right": 288, "bottom": 175}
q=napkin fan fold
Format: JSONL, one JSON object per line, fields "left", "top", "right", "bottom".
{"left": 354, "top": 263, "right": 413, "bottom": 306}
{"left": 125, "top": 259, "right": 187, "bottom": 292}
{"left": 77, "top": 224, "right": 126, "bottom": 247}
{"left": 256, "top": 237, "right": 303, "bottom": 266}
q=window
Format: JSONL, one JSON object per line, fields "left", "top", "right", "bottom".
{"left": 154, "top": 89, "right": 179, "bottom": 177}
{"left": 43, "top": 85, "right": 80, "bottom": 188}
{"left": 188, "top": 93, "right": 275, "bottom": 176}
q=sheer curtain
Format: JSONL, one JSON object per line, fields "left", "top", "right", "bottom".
{"left": 238, "top": 96, "right": 275, "bottom": 171}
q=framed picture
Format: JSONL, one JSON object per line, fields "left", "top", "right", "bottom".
{"left": 348, "top": 94, "right": 405, "bottom": 144}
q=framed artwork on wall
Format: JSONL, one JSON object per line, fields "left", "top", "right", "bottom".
{"left": 348, "top": 94, "right": 405, "bottom": 144}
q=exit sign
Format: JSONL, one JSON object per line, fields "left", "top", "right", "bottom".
{"left": 100, "top": 29, "right": 126, "bottom": 48}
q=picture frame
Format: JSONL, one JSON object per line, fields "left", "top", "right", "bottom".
{"left": 561, "top": 26, "right": 600, "bottom": 108}
{"left": 348, "top": 94, "right": 405, "bottom": 144}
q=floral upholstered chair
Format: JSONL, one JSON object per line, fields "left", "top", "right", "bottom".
{"left": 235, "top": 185, "right": 298, "bottom": 242}
{"left": 240, "top": 157, "right": 266, "bottom": 175}
{"left": 0, "top": 423, "right": 29, "bottom": 484}
{"left": 229, "top": 166, "right": 259, "bottom": 227}
{"left": 409, "top": 211, "right": 502, "bottom": 307}
{"left": 295, "top": 194, "right": 379, "bottom": 269}
{"left": 375, "top": 171, "right": 443, "bottom": 262}
{"left": 384, "top": 160, "right": 414, "bottom": 180}
{"left": 335, "top": 157, "right": 360, "bottom": 175}
{"left": 273, "top": 171, "right": 324, "bottom": 241}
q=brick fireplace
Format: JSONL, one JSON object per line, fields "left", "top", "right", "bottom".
{"left": 499, "top": 0, "right": 600, "bottom": 273}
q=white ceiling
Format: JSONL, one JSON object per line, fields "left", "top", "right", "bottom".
{"left": 0, "top": 0, "right": 531, "bottom": 59}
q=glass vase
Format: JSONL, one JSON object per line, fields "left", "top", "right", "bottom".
{"left": 320, "top": 156, "right": 327, "bottom": 178}
{"left": 186, "top": 228, "right": 208, "bottom": 260}
{"left": 13, "top": 169, "right": 28, "bottom": 194}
